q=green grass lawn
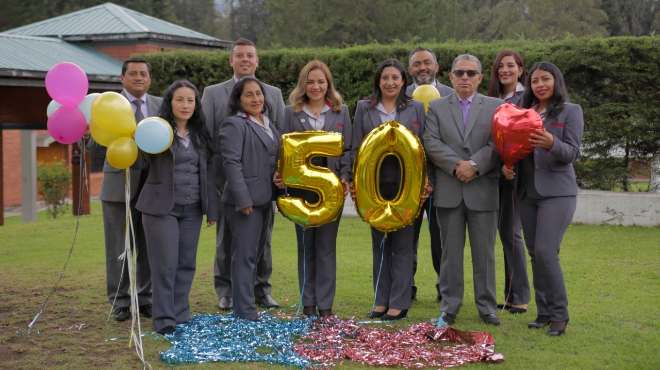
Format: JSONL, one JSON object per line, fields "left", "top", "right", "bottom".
{"left": 1, "top": 202, "right": 659, "bottom": 369}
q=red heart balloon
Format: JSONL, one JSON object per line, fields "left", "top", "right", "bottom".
{"left": 491, "top": 103, "right": 543, "bottom": 168}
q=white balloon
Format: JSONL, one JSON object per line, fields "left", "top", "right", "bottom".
{"left": 46, "top": 100, "right": 61, "bottom": 117}
{"left": 78, "top": 93, "right": 101, "bottom": 125}
{"left": 135, "top": 117, "right": 174, "bottom": 154}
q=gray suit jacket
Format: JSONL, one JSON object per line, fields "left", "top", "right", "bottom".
{"left": 96, "top": 92, "right": 163, "bottom": 202}
{"left": 406, "top": 80, "right": 454, "bottom": 99}
{"left": 423, "top": 93, "right": 503, "bottom": 211}
{"left": 201, "top": 78, "right": 285, "bottom": 190}
{"left": 524, "top": 103, "right": 584, "bottom": 197}
{"left": 219, "top": 114, "right": 281, "bottom": 210}
{"left": 135, "top": 142, "right": 218, "bottom": 220}
{"left": 352, "top": 99, "right": 425, "bottom": 183}
{"left": 282, "top": 104, "right": 352, "bottom": 181}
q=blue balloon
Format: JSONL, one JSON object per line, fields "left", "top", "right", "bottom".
{"left": 135, "top": 117, "right": 173, "bottom": 154}
{"left": 78, "top": 93, "right": 100, "bottom": 124}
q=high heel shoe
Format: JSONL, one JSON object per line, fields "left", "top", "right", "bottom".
{"left": 547, "top": 320, "right": 568, "bottom": 336}
{"left": 528, "top": 316, "right": 551, "bottom": 329}
{"left": 367, "top": 308, "right": 387, "bottom": 319}
{"left": 382, "top": 309, "right": 408, "bottom": 321}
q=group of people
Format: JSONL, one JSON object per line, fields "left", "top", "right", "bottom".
{"left": 98, "top": 38, "right": 583, "bottom": 338}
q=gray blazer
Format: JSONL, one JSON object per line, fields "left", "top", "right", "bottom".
{"left": 282, "top": 104, "right": 352, "bottom": 181}
{"left": 219, "top": 114, "right": 281, "bottom": 210}
{"left": 94, "top": 92, "right": 163, "bottom": 202}
{"left": 423, "top": 93, "right": 503, "bottom": 211}
{"left": 406, "top": 80, "right": 454, "bottom": 99}
{"left": 524, "top": 103, "right": 584, "bottom": 197}
{"left": 135, "top": 141, "right": 218, "bottom": 220}
{"left": 352, "top": 99, "right": 425, "bottom": 183}
{"left": 201, "top": 78, "right": 285, "bottom": 189}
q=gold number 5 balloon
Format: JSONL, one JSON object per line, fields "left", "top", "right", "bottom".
{"left": 353, "top": 121, "right": 426, "bottom": 232}
{"left": 277, "top": 131, "right": 345, "bottom": 227}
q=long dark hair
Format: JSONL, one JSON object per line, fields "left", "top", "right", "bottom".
{"left": 159, "top": 79, "right": 211, "bottom": 152}
{"left": 369, "top": 58, "right": 410, "bottom": 111}
{"left": 521, "top": 62, "right": 570, "bottom": 119}
{"left": 228, "top": 76, "right": 272, "bottom": 116}
{"left": 487, "top": 50, "right": 526, "bottom": 98}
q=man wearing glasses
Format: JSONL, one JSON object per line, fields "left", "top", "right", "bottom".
{"left": 422, "top": 54, "right": 503, "bottom": 327}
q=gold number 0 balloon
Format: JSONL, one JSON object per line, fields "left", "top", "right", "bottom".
{"left": 277, "top": 131, "right": 345, "bottom": 227}
{"left": 353, "top": 121, "right": 426, "bottom": 232}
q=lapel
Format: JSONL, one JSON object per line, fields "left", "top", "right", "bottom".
{"left": 367, "top": 106, "right": 382, "bottom": 130}
{"left": 322, "top": 109, "right": 339, "bottom": 131}
{"left": 464, "top": 94, "right": 483, "bottom": 139}
{"left": 448, "top": 94, "right": 465, "bottom": 140}
{"left": 245, "top": 116, "right": 274, "bottom": 150}
{"left": 295, "top": 110, "right": 315, "bottom": 131}
{"left": 145, "top": 94, "right": 159, "bottom": 116}
{"left": 222, "top": 79, "right": 235, "bottom": 100}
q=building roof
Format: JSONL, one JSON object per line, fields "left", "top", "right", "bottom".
{"left": 4, "top": 2, "right": 230, "bottom": 48}
{"left": 0, "top": 33, "right": 121, "bottom": 87}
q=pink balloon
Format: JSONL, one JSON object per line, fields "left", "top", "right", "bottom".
{"left": 45, "top": 62, "right": 89, "bottom": 107}
{"left": 47, "top": 106, "right": 87, "bottom": 144}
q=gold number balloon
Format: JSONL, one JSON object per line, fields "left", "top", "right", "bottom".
{"left": 412, "top": 85, "right": 441, "bottom": 112}
{"left": 353, "top": 121, "right": 426, "bottom": 232}
{"left": 277, "top": 131, "right": 345, "bottom": 227}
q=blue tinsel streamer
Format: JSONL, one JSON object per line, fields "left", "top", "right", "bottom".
{"left": 160, "top": 312, "right": 312, "bottom": 368}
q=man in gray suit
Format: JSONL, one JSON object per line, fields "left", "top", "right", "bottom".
{"left": 423, "top": 54, "right": 502, "bottom": 326}
{"left": 99, "top": 59, "right": 163, "bottom": 321}
{"left": 201, "top": 38, "right": 285, "bottom": 310}
{"left": 407, "top": 47, "right": 453, "bottom": 302}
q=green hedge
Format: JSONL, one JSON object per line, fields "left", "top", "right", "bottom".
{"left": 143, "top": 36, "right": 660, "bottom": 190}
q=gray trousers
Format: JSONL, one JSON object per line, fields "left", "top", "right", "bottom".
{"left": 412, "top": 196, "right": 443, "bottom": 290}
{"left": 295, "top": 216, "right": 339, "bottom": 310}
{"left": 102, "top": 201, "right": 151, "bottom": 308}
{"left": 371, "top": 224, "right": 415, "bottom": 310}
{"left": 213, "top": 200, "right": 273, "bottom": 299}
{"left": 437, "top": 202, "right": 497, "bottom": 316}
{"left": 226, "top": 204, "right": 273, "bottom": 320}
{"left": 518, "top": 196, "right": 575, "bottom": 322}
{"left": 498, "top": 180, "right": 530, "bottom": 305}
{"left": 142, "top": 203, "right": 202, "bottom": 332}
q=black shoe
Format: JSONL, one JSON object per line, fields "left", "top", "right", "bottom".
{"left": 411, "top": 286, "right": 417, "bottom": 301}
{"left": 157, "top": 325, "right": 176, "bottom": 335}
{"left": 112, "top": 306, "right": 130, "bottom": 322}
{"left": 139, "top": 304, "right": 152, "bottom": 318}
{"left": 437, "top": 311, "right": 456, "bottom": 326}
{"left": 218, "top": 296, "right": 233, "bottom": 310}
{"left": 508, "top": 306, "right": 528, "bottom": 314}
{"left": 382, "top": 309, "right": 408, "bottom": 321}
{"left": 528, "top": 316, "right": 551, "bottom": 329}
{"left": 256, "top": 294, "right": 279, "bottom": 308}
{"left": 547, "top": 320, "right": 568, "bottom": 336}
{"left": 480, "top": 313, "right": 501, "bottom": 326}
{"left": 303, "top": 306, "right": 317, "bottom": 316}
{"left": 497, "top": 303, "right": 510, "bottom": 310}
{"left": 318, "top": 309, "right": 333, "bottom": 317}
{"left": 367, "top": 309, "right": 387, "bottom": 319}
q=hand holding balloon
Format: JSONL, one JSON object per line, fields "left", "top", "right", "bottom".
{"left": 501, "top": 165, "right": 516, "bottom": 180}
{"left": 529, "top": 128, "right": 554, "bottom": 150}
{"left": 273, "top": 171, "right": 285, "bottom": 189}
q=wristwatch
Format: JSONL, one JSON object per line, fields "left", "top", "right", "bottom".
{"left": 468, "top": 160, "right": 479, "bottom": 174}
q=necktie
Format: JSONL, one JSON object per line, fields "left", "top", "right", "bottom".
{"left": 133, "top": 99, "right": 144, "bottom": 122}
{"left": 459, "top": 99, "right": 470, "bottom": 132}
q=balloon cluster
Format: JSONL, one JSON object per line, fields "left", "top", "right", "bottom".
{"left": 44, "top": 62, "right": 173, "bottom": 169}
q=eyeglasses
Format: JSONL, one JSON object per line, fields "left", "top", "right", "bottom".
{"left": 452, "top": 69, "right": 480, "bottom": 78}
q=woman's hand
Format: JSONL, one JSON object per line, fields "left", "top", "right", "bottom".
{"left": 530, "top": 128, "right": 554, "bottom": 150}
{"left": 502, "top": 165, "right": 516, "bottom": 180}
{"left": 273, "top": 171, "right": 285, "bottom": 189}
{"left": 341, "top": 178, "right": 350, "bottom": 195}
{"left": 420, "top": 177, "right": 433, "bottom": 202}
{"left": 349, "top": 182, "right": 356, "bottom": 202}
{"left": 240, "top": 206, "right": 253, "bottom": 215}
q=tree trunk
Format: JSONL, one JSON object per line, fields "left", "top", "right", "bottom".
{"left": 650, "top": 153, "right": 660, "bottom": 193}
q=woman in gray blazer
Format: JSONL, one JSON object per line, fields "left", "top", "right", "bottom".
{"left": 352, "top": 59, "right": 430, "bottom": 321}
{"left": 219, "top": 77, "right": 281, "bottom": 321}
{"left": 503, "top": 62, "right": 584, "bottom": 336}
{"left": 487, "top": 50, "right": 531, "bottom": 315}
{"left": 279, "top": 60, "right": 352, "bottom": 317}
{"left": 136, "top": 80, "right": 217, "bottom": 335}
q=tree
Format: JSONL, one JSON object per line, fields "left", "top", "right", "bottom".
{"left": 601, "top": 0, "right": 659, "bottom": 36}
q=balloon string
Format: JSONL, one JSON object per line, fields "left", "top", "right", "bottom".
{"left": 371, "top": 233, "right": 387, "bottom": 312}
{"left": 296, "top": 228, "right": 306, "bottom": 316}
{"left": 27, "top": 137, "right": 87, "bottom": 334}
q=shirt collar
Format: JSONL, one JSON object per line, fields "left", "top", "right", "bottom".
{"left": 238, "top": 111, "right": 270, "bottom": 126}
{"left": 302, "top": 103, "right": 330, "bottom": 119}
{"left": 123, "top": 90, "right": 145, "bottom": 104}
{"left": 376, "top": 102, "right": 396, "bottom": 116}
{"left": 457, "top": 93, "right": 476, "bottom": 105}
{"left": 503, "top": 82, "right": 525, "bottom": 100}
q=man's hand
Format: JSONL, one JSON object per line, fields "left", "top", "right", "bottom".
{"left": 454, "top": 160, "right": 477, "bottom": 183}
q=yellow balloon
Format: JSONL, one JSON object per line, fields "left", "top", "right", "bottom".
{"left": 90, "top": 91, "right": 136, "bottom": 146}
{"left": 106, "top": 136, "right": 138, "bottom": 170}
{"left": 277, "top": 131, "right": 344, "bottom": 227}
{"left": 412, "top": 85, "right": 442, "bottom": 112}
{"left": 353, "top": 121, "right": 426, "bottom": 232}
